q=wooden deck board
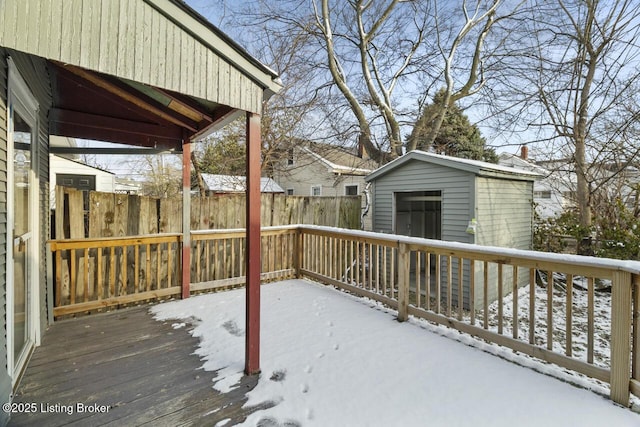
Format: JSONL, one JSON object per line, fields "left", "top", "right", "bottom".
{"left": 10, "top": 306, "right": 265, "bottom": 426}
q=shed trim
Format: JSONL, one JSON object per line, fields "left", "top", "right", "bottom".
{"left": 366, "top": 150, "right": 540, "bottom": 182}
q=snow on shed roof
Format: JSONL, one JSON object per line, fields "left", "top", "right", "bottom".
{"left": 366, "top": 150, "right": 541, "bottom": 182}
{"left": 201, "top": 174, "right": 284, "bottom": 193}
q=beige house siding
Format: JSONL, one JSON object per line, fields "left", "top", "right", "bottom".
{"left": 0, "top": 0, "right": 267, "bottom": 113}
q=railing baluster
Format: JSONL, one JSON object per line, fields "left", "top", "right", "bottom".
{"left": 383, "top": 246, "right": 388, "bottom": 296}
{"left": 547, "top": 270, "right": 554, "bottom": 351}
{"left": 426, "top": 252, "right": 431, "bottom": 311}
{"left": 458, "top": 257, "right": 463, "bottom": 321}
{"left": 97, "top": 247, "right": 103, "bottom": 300}
{"left": 634, "top": 277, "right": 640, "bottom": 382}
{"left": 134, "top": 244, "right": 139, "bottom": 294}
{"left": 205, "top": 239, "right": 210, "bottom": 281}
{"left": 146, "top": 243, "right": 151, "bottom": 292}
{"left": 156, "top": 243, "right": 161, "bottom": 289}
{"left": 470, "top": 259, "right": 475, "bottom": 326}
{"left": 588, "top": 277, "right": 594, "bottom": 364}
{"left": 447, "top": 255, "right": 452, "bottom": 317}
{"left": 83, "top": 248, "right": 89, "bottom": 302}
{"left": 498, "top": 263, "right": 503, "bottom": 335}
{"left": 55, "top": 250, "right": 62, "bottom": 307}
{"left": 483, "top": 261, "right": 488, "bottom": 329}
{"left": 529, "top": 268, "right": 535, "bottom": 345}
{"left": 196, "top": 240, "right": 201, "bottom": 283}
{"left": 513, "top": 265, "right": 518, "bottom": 340}
{"left": 110, "top": 247, "right": 116, "bottom": 297}
{"left": 167, "top": 243, "right": 172, "bottom": 289}
{"left": 70, "top": 249, "right": 77, "bottom": 305}
{"left": 390, "top": 247, "right": 396, "bottom": 300}
{"left": 368, "top": 243, "right": 373, "bottom": 291}
{"left": 435, "top": 254, "right": 441, "bottom": 315}
{"left": 566, "top": 274, "right": 573, "bottom": 357}
{"left": 416, "top": 251, "right": 421, "bottom": 309}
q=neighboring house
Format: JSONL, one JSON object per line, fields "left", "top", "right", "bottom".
{"left": 498, "top": 149, "right": 574, "bottom": 220}
{"left": 49, "top": 153, "right": 116, "bottom": 209}
{"left": 200, "top": 174, "right": 284, "bottom": 194}
{"left": 0, "top": 0, "right": 280, "bottom": 419}
{"left": 273, "top": 142, "right": 377, "bottom": 197}
{"left": 272, "top": 142, "right": 378, "bottom": 229}
{"left": 114, "top": 178, "right": 144, "bottom": 195}
{"left": 365, "top": 150, "right": 539, "bottom": 308}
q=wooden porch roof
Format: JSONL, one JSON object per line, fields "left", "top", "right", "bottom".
{"left": 1, "top": 0, "right": 281, "bottom": 148}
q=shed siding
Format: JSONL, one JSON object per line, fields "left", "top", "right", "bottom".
{"left": 371, "top": 159, "right": 474, "bottom": 244}
{"left": 371, "top": 159, "right": 475, "bottom": 307}
{"left": 474, "top": 177, "right": 534, "bottom": 304}
{"left": 0, "top": 0, "right": 264, "bottom": 113}
{"left": 0, "top": 48, "right": 11, "bottom": 426}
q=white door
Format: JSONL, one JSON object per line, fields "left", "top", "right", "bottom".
{"left": 7, "top": 58, "right": 39, "bottom": 384}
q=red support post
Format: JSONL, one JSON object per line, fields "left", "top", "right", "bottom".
{"left": 245, "top": 112, "right": 261, "bottom": 375}
{"left": 181, "top": 139, "right": 191, "bottom": 299}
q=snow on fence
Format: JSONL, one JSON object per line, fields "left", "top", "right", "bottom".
{"left": 48, "top": 225, "right": 640, "bottom": 407}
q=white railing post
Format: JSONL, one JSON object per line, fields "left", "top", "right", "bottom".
{"left": 397, "top": 243, "right": 410, "bottom": 322}
{"left": 610, "top": 270, "right": 632, "bottom": 406}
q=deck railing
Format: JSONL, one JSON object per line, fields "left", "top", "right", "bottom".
{"left": 48, "top": 225, "right": 640, "bottom": 406}
{"left": 49, "top": 227, "right": 297, "bottom": 317}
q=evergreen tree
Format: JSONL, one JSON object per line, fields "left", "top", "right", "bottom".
{"left": 408, "top": 90, "right": 497, "bottom": 163}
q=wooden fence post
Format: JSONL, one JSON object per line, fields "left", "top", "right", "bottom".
{"left": 397, "top": 243, "right": 410, "bottom": 322}
{"left": 610, "top": 270, "right": 632, "bottom": 406}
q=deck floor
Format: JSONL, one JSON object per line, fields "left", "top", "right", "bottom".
{"left": 10, "top": 306, "right": 264, "bottom": 426}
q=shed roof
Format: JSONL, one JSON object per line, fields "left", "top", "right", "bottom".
{"left": 365, "top": 150, "right": 540, "bottom": 182}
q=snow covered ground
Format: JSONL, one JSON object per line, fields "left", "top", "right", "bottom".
{"left": 152, "top": 279, "right": 640, "bottom": 427}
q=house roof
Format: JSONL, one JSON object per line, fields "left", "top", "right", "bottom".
{"left": 201, "top": 174, "right": 284, "bottom": 193}
{"left": 498, "top": 153, "right": 550, "bottom": 176}
{"left": 301, "top": 144, "right": 378, "bottom": 176}
{"left": 366, "top": 150, "right": 541, "bottom": 182}
{"left": 50, "top": 154, "right": 115, "bottom": 175}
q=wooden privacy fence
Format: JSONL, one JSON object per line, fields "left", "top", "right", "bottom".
{"left": 48, "top": 225, "right": 640, "bottom": 407}
{"left": 54, "top": 186, "right": 361, "bottom": 239}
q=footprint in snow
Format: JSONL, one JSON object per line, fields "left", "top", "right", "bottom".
{"left": 222, "top": 320, "right": 243, "bottom": 337}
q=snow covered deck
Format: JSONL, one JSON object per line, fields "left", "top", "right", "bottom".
{"left": 47, "top": 225, "right": 640, "bottom": 409}
{"left": 11, "top": 279, "right": 640, "bottom": 426}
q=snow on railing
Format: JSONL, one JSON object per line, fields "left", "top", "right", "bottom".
{"left": 296, "top": 225, "right": 640, "bottom": 407}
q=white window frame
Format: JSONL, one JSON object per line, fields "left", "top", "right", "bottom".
{"left": 311, "top": 185, "right": 322, "bottom": 196}
{"left": 344, "top": 184, "right": 359, "bottom": 196}
{"left": 286, "top": 188, "right": 294, "bottom": 195}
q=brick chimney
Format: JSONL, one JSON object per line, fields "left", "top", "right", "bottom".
{"left": 520, "top": 145, "right": 528, "bottom": 160}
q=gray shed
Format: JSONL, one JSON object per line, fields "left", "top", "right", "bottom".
{"left": 365, "top": 150, "right": 539, "bottom": 307}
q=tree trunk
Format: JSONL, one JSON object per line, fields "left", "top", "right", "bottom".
{"left": 190, "top": 151, "right": 206, "bottom": 197}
